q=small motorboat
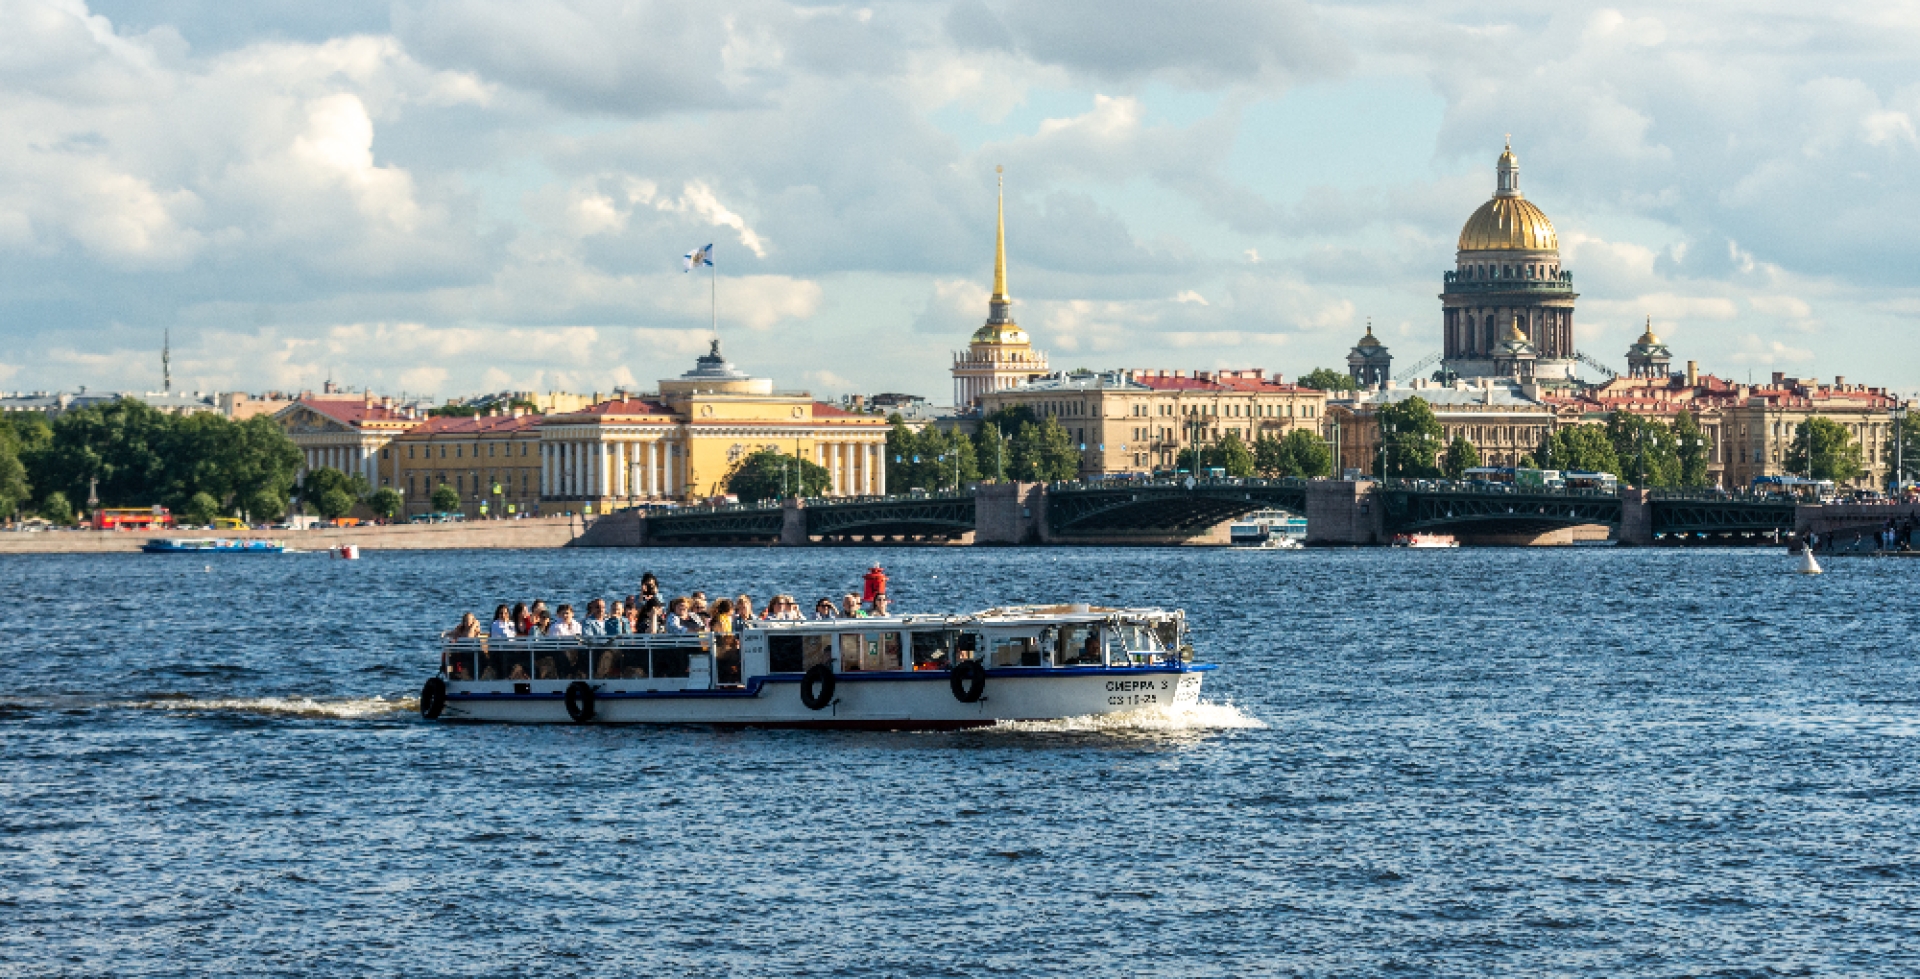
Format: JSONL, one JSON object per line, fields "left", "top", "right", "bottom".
{"left": 142, "top": 538, "right": 287, "bottom": 555}
{"left": 1391, "top": 533, "right": 1459, "bottom": 549}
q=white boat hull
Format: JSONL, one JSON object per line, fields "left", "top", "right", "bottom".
{"left": 440, "top": 666, "right": 1209, "bottom": 728}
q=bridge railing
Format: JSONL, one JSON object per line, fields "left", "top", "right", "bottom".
{"left": 1376, "top": 478, "right": 1618, "bottom": 499}
{"left": 1646, "top": 488, "right": 1806, "bottom": 503}
{"left": 1043, "top": 476, "right": 1314, "bottom": 492}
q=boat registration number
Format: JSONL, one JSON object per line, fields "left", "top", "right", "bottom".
{"left": 1107, "top": 677, "right": 1194, "bottom": 707}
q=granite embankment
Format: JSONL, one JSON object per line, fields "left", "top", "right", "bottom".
{"left": 0, "top": 518, "right": 580, "bottom": 553}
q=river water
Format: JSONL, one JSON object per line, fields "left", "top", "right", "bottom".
{"left": 4, "top": 546, "right": 1918, "bottom": 976}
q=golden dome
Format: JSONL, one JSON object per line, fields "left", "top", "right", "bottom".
{"left": 1458, "top": 196, "right": 1558, "bottom": 252}
{"left": 1637, "top": 316, "right": 1660, "bottom": 346}
{"left": 1356, "top": 319, "right": 1382, "bottom": 347}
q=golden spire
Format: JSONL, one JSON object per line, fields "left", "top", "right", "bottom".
{"left": 991, "top": 165, "right": 1008, "bottom": 303}
{"left": 1638, "top": 315, "right": 1660, "bottom": 345}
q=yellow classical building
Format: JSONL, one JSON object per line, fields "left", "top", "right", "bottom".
{"left": 538, "top": 340, "right": 892, "bottom": 506}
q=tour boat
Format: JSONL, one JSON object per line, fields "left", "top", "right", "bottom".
{"left": 1391, "top": 533, "right": 1459, "bottom": 549}
{"left": 141, "top": 537, "right": 287, "bottom": 554}
{"left": 418, "top": 605, "right": 1210, "bottom": 729}
{"left": 1230, "top": 509, "right": 1306, "bottom": 549}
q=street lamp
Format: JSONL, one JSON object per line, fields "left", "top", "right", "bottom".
{"left": 1378, "top": 420, "right": 1395, "bottom": 480}
{"left": 1892, "top": 401, "right": 1909, "bottom": 494}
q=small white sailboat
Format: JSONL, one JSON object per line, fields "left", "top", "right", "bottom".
{"left": 1797, "top": 546, "right": 1822, "bottom": 575}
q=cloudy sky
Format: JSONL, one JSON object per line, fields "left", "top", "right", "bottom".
{"left": 5, "top": 0, "right": 1920, "bottom": 403}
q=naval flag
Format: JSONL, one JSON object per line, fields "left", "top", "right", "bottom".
{"left": 683, "top": 243, "right": 714, "bottom": 272}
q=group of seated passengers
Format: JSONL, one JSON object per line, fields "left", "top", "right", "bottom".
{"left": 444, "top": 571, "right": 896, "bottom": 642}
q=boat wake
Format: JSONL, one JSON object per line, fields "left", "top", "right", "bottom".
{"left": 120, "top": 695, "right": 414, "bottom": 719}
{"left": 989, "top": 699, "right": 1265, "bottom": 734}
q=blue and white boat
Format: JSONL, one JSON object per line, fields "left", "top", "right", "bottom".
{"left": 141, "top": 537, "right": 287, "bottom": 555}
{"left": 419, "top": 604, "right": 1210, "bottom": 729}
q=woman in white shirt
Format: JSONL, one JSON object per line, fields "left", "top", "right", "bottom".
{"left": 488, "top": 604, "right": 516, "bottom": 639}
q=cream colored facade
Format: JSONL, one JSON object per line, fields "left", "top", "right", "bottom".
{"left": 277, "top": 395, "right": 423, "bottom": 489}
{"left": 980, "top": 368, "right": 1328, "bottom": 476}
{"left": 538, "top": 341, "right": 892, "bottom": 506}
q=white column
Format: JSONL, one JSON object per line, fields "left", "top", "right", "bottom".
{"left": 595, "top": 442, "right": 609, "bottom": 498}
{"left": 826, "top": 443, "right": 838, "bottom": 496}
{"left": 649, "top": 441, "right": 661, "bottom": 498}
{"left": 567, "top": 442, "right": 578, "bottom": 497}
{"left": 540, "top": 444, "right": 551, "bottom": 497}
{"left": 874, "top": 443, "right": 886, "bottom": 496}
{"left": 558, "top": 443, "right": 569, "bottom": 497}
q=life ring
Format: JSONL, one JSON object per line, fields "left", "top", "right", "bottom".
{"left": 950, "top": 659, "right": 986, "bottom": 703}
{"left": 564, "top": 681, "right": 596, "bottom": 723}
{"left": 419, "top": 676, "right": 447, "bottom": 719}
{"left": 800, "top": 663, "right": 836, "bottom": 711}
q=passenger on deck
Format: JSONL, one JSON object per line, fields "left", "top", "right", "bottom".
{"left": 812, "top": 598, "right": 838, "bottom": 620}
{"left": 710, "top": 599, "right": 735, "bottom": 636}
{"left": 447, "top": 612, "right": 483, "bottom": 639}
{"left": 690, "top": 592, "right": 711, "bottom": 624}
{"left": 639, "top": 598, "right": 665, "bottom": 633}
{"left": 870, "top": 594, "right": 891, "bottom": 617}
{"left": 581, "top": 599, "right": 607, "bottom": 636}
{"left": 548, "top": 604, "right": 583, "bottom": 637}
{"left": 640, "top": 573, "right": 660, "bottom": 604}
{"left": 532, "top": 609, "right": 554, "bottom": 637}
{"left": 665, "top": 597, "right": 698, "bottom": 634}
{"left": 606, "top": 601, "right": 631, "bottom": 634}
{"left": 489, "top": 605, "right": 516, "bottom": 639}
{"left": 733, "top": 595, "right": 754, "bottom": 625}
{"left": 508, "top": 662, "right": 529, "bottom": 680}
{"left": 512, "top": 602, "right": 533, "bottom": 636}
{"left": 841, "top": 594, "right": 866, "bottom": 618}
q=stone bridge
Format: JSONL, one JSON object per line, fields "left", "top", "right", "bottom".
{"left": 569, "top": 479, "right": 1806, "bottom": 547}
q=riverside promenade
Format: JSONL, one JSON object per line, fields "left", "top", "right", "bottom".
{"left": 0, "top": 517, "right": 579, "bottom": 553}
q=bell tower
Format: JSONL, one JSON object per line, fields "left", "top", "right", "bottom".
{"left": 952, "top": 167, "right": 1048, "bottom": 409}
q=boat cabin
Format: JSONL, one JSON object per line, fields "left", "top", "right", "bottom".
{"left": 439, "top": 607, "right": 1189, "bottom": 695}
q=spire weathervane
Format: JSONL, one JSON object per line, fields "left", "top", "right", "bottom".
{"left": 162, "top": 328, "right": 171, "bottom": 393}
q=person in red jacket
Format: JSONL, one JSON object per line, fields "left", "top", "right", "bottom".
{"left": 861, "top": 565, "right": 887, "bottom": 612}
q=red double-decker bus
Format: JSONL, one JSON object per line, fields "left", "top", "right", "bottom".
{"left": 95, "top": 507, "right": 173, "bottom": 531}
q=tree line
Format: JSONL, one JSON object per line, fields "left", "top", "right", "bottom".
{"left": 1371, "top": 395, "right": 1898, "bottom": 487}
{"left": 0, "top": 399, "right": 302, "bottom": 524}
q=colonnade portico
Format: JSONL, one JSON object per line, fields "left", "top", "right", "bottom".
{"left": 815, "top": 440, "right": 884, "bottom": 497}
{"left": 300, "top": 443, "right": 384, "bottom": 488}
{"left": 539, "top": 436, "right": 684, "bottom": 501}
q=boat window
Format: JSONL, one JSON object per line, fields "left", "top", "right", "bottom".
{"left": 990, "top": 635, "right": 1042, "bottom": 667}
{"left": 1154, "top": 621, "right": 1181, "bottom": 650}
{"left": 595, "top": 645, "right": 645, "bottom": 680}
{"left": 802, "top": 635, "right": 833, "bottom": 670}
{"left": 955, "top": 632, "right": 982, "bottom": 662}
{"left": 652, "top": 646, "right": 691, "bottom": 679}
{"left": 479, "top": 645, "right": 530, "bottom": 682}
{"left": 839, "top": 632, "right": 904, "bottom": 672}
{"left": 442, "top": 647, "right": 475, "bottom": 681}
{"left": 1055, "top": 626, "right": 1102, "bottom": 666}
{"left": 910, "top": 630, "right": 957, "bottom": 670}
{"left": 768, "top": 634, "right": 806, "bottom": 673}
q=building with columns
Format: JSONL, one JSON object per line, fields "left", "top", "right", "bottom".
{"left": 276, "top": 394, "right": 424, "bottom": 489}
{"left": 952, "top": 170, "right": 1048, "bottom": 409}
{"left": 1441, "top": 142, "right": 1579, "bottom": 382}
{"left": 1345, "top": 322, "right": 1393, "bottom": 386}
{"left": 536, "top": 339, "right": 891, "bottom": 508}
{"left": 1624, "top": 318, "right": 1672, "bottom": 379}
{"left": 979, "top": 368, "right": 1327, "bottom": 477}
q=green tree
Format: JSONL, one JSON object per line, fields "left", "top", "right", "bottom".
{"left": 300, "top": 467, "right": 370, "bottom": 511}
{"left": 430, "top": 483, "right": 462, "bottom": 513}
{"left": 40, "top": 490, "right": 74, "bottom": 525}
{"left": 0, "top": 415, "right": 32, "bottom": 518}
{"left": 1374, "top": 397, "right": 1445, "bottom": 478}
{"left": 1298, "top": 368, "right": 1358, "bottom": 392}
{"left": 725, "top": 448, "right": 831, "bottom": 503}
{"left": 241, "top": 487, "right": 285, "bottom": 522}
{"left": 1536, "top": 425, "right": 1621, "bottom": 475}
{"left": 1516, "top": 453, "right": 1538, "bottom": 469}
{"left": 1252, "top": 434, "right": 1292, "bottom": 476}
{"left": 1282, "top": 428, "right": 1331, "bottom": 478}
{"left": 1007, "top": 419, "right": 1080, "bottom": 482}
{"left": 1607, "top": 413, "right": 1681, "bottom": 487}
{"left": 1884, "top": 410, "right": 1920, "bottom": 487}
{"left": 365, "top": 487, "right": 404, "bottom": 520}
{"left": 1672, "top": 411, "right": 1711, "bottom": 487}
{"left": 316, "top": 489, "right": 356, "bottom": 520}
{"left": 26, "top": 398, "right": 172, "bottom": 509}
{"left": 974, "top": 422, "right": 1008, "bottom": 481}
{"left": 1787, "top": 417, "right": 1864, "bottom": 483}
{"left": 1214, "top": 431, "right": 1256, "bottom": 477}
{"left": 1442, "top": 436, "right": 1481, "bottom": 479}
{"left": 181, "top": 491, "right": 222, "bottom": 526}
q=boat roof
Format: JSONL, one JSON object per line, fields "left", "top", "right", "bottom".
{"left": 750, "top": 606, "right": 1180, "bottom": 630}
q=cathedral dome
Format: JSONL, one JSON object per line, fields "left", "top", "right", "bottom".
{"left": 1457, "top": 142, "right": 1558, "bottom": 252}
{"left": 1458, "top": 197, "right": 1558, "bottom": 252}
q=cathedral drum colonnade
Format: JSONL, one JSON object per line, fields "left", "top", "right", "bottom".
{"left": 1441, "top": 141, "right": 1579, "bottom": 382}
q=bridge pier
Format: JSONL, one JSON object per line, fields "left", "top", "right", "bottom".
{"left": 567, "top": 509, "right": 648, "bottom": 547}
{"left": 1616, "top": 489, "right": 1654, "bottom": 546}
{"left": 973, "top": 482, "right": 1048, "bottom": 545}
{"left": 1305, "top": 480, "right": 1384, "bottom": 545}
{"left": 780, "top": 498, "right": 807, "bottom": 546}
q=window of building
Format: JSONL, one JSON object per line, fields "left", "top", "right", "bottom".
{"left": 408, "top": 446, "right": 415, "bottom": 459}
{"left": 439, "top": 445, "right": 447, "bottom": 458}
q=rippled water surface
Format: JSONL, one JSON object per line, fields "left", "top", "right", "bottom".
{"left": 5, "top": 546, "right": 1920, "bottom": 976}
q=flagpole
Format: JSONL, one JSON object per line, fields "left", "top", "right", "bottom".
{"left": 710, "top": 260, "right": 718, "bottom": 341}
